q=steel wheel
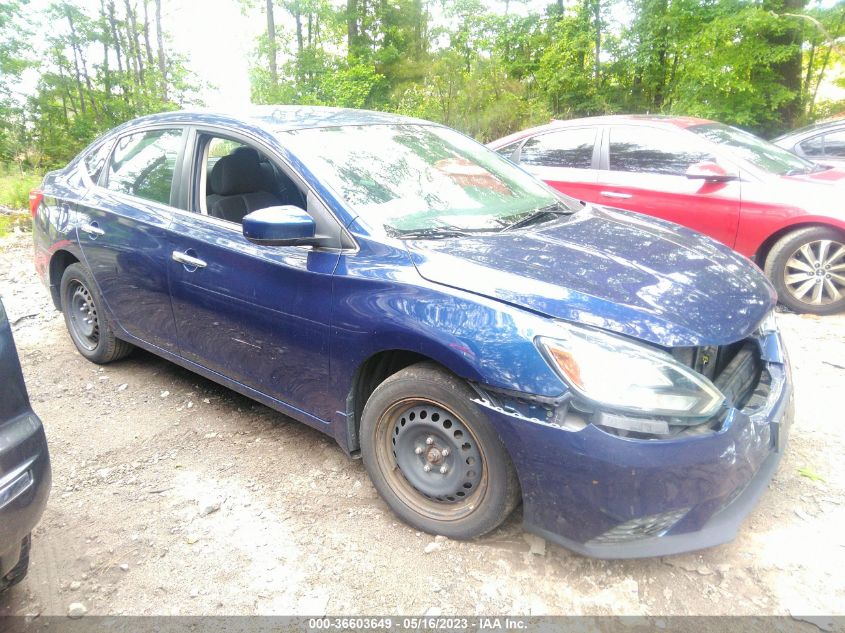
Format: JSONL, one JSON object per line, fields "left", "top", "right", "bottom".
{"left": 60, "top": 263, "right": 133, "bottom": 363}
{"left": 783, "top": 239, "right": 845, "bottom": 307}
{"left": 67, "top": 280, "right": 100, "bottom": 351}
{"left": 374, "top": 397, "right": 489, "bottom": 522}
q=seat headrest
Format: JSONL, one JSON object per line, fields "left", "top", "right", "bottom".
{"left": 232, "top": 146, "right": 262, "bottom": 162}
{"left": 210, "top": 151, "right": 263, "bottom": 196}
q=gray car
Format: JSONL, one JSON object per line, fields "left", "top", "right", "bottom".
{"left": 772, "top": 119, "right": 845, "bottom": 169}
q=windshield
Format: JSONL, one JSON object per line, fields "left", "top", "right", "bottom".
{"left": 281, "top": 124, "right": 573, "bottom": 234}
{"left": 688, "top": 123, "right": 819, "bottom": 176}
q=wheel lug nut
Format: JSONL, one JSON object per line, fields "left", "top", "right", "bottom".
{"left": 439, "top": 466, "right": 448, "bottom": 474}
{"left": 425, "top": 437, "right": 434, "bottom": 445}
{"left": 441, "top": 448, "right": 450, "bottom": 457}
{"left": 415, "top": 446, "right": 423, "bottom": 454}
{"left": 423, "top": 464, "right": 431, "bottom": 472}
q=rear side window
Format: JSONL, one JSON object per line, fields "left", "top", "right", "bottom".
{"left": 84, "top": 141, "right": 114, "bottom": 184}
{"left": 609, "top": 126, "right": 714, "bottom": 176}
{"left": 105, "top": 128, "right": 183, "bottom": 206}
{"left": 801, "top": 130, "right": 845, "bottom": 158}
{"left": 520, "top": 128, "right": 596, "bottom": 168}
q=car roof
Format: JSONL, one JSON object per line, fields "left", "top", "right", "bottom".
{"left": 113, "top": 106, "right": 434, "bottom": 136}
{"left": 772, "top": 116, "right": 845, "bottom": 143}
{"left": 488, "top": 114, "right": 714, "bottom": 147}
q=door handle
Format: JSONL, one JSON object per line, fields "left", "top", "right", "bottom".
{"left": 80, "top": 222, "right": 105, "bottom": 237}
{"left": 600, "top": 191, "right": 633, "bottom": 199}
{"left": 172, "top": 250, "right": 207, "bottom": 270}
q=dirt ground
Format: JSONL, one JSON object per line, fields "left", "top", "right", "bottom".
{"left": 0, "top": 228, "right": 843, "bottom": 621}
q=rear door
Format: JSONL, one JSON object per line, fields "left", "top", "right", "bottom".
{"left": 514, "top": 127, "right": 602, "bottom": 202}
{"left": 75, "top": 127, "right": 186, "bottom": 353}
{"left": 596, "top": 125, "right": 742, "bottom": 247}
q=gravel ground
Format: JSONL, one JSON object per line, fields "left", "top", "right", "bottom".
{"left": 0, "top": 229, "right": 843, "bottom": 621}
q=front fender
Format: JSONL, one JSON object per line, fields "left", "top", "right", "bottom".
{"left": 328, "top": 237, "right": 567, "bottom": 450}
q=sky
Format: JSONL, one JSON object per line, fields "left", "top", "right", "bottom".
{"left": 163, "top": 0, "right": 259, "bottom": 109}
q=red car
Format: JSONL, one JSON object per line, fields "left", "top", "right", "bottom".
{"left": 489, "top": 115, "right": 845, "bottom": 315}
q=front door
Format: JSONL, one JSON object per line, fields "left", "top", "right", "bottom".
{"left": 165, "top": 133, "right": 340, "bottom": 422}
{"left": 596, "top": 125, "right": 742, "bottom": 248}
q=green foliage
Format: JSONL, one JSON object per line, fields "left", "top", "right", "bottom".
{"left": 1, "top": 0, "right": 201, "bottom": 171}
{"left": 2, "top": 0, "right": 845, "bottom": 170}
{"left": 0, "top": 166, "right": 41, "bottom": 210}
{"left": 248, "top": 0, "right": 845, "bottom": 141}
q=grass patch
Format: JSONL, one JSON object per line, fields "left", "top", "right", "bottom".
{"left": 0, "top": 166, "right": 42, "bottom": 210}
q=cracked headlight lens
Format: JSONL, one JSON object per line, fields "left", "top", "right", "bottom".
{"left": 537, "top": 322, "right": 725, "bottom": 418}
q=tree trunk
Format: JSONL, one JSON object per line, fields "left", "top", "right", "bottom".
{"left": 810, "top": 7, "right": 845, "bottom": 117}
{"left": 142, "top": 0, "right": 155, "bottom": 69}
{"left": 803, "top": 40, "right": 816, "bottom": 106}
{"left": 155, "top": 0, "right": 167, "bottom": 100}
{"left": 108, "top": 1, "right": 124, "bottom": 76}
{"left": 294, "top": 2, "right": 303, "bottom": 57}
{"left": 100, "top": 0, "right": 112, "bottom": 98}
{"left": 107, "top": 1, "right": 127, "bottom": 101}
{"left": 265, "top": 0, "right": 278, "bottom": 92}
{"left": 125, "top": 0, "right": 145, "bottom": 88}
{"left": 347, "top": 0, "right": 358, "bottom": 58}
{"left": 763, "top": 0, "right": 806, "bottom": 129}
{"left": 593, "top": 0, "right": 601, "bottom": 83}
{"left": 64, "top": 9, "right": 88, "bottom": 116}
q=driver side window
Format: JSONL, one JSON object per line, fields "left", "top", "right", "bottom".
{"left": 609, "top": 127, "right": 716, "bottom": 176}
{"left": 198, "top": 134, "right": 307, "bottom": 225}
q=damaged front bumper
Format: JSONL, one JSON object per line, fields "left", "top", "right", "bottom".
{"left": 474, "top": 329, "right": 793, "bottom": 559}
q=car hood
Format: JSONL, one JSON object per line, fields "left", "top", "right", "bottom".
{"left": 407, "top": 206, "right": 776, "bottom": 347}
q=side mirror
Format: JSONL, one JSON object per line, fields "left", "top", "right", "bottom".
{"left": 242, "top": 206, "right": 323, "bottom": 247}
{"left": 685, "top": 161, "right": 738, "bottom": 182}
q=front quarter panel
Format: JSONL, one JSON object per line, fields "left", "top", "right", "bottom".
{"left": 328, "top": 236, "right": 568, "bottom": 442}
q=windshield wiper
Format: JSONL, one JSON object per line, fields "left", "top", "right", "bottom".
{"left": 499, "top": 203, "right": 573, "bottom": 233}
{"left": 390, "top": 226, "right": 472, "bottom": 240}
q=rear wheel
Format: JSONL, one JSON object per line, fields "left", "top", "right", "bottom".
{"left": 764, "top": 227, "right": 845, "bottom": 315}
{"left": 60, "top": 263, "right": 133, "bottom": 363}
{"left": 360, "top": 362, "right": 520, "bottom": 539}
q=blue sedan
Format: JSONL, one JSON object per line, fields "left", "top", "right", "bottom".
{"left": 31, "top": 107, "right": 792, "bottom": 558}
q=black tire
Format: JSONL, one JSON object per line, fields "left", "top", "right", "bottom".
{"left": 60, "top": 263, "right": 133, "bottom": 363}
{"left": 0, "top": 534, "right": 30, "bottom": 593}
{"left": 360, "top": 362, "right": 520, "bottom": 539}
{"left": 764, "top": 227, "right": 845, "bottom": 315}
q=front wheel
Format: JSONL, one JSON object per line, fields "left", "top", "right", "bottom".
{"left": 360, "top": 362, "right": 520, "bottom": 539}
{"left": 764, "top": 227, "right": 845, "bottom": 315}
{"left": 60, "top": 263, "right": 134, "bottom": 363}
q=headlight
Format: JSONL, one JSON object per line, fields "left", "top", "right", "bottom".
{"left": 537, "top": 322, "right": 725, "bottom": 418}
